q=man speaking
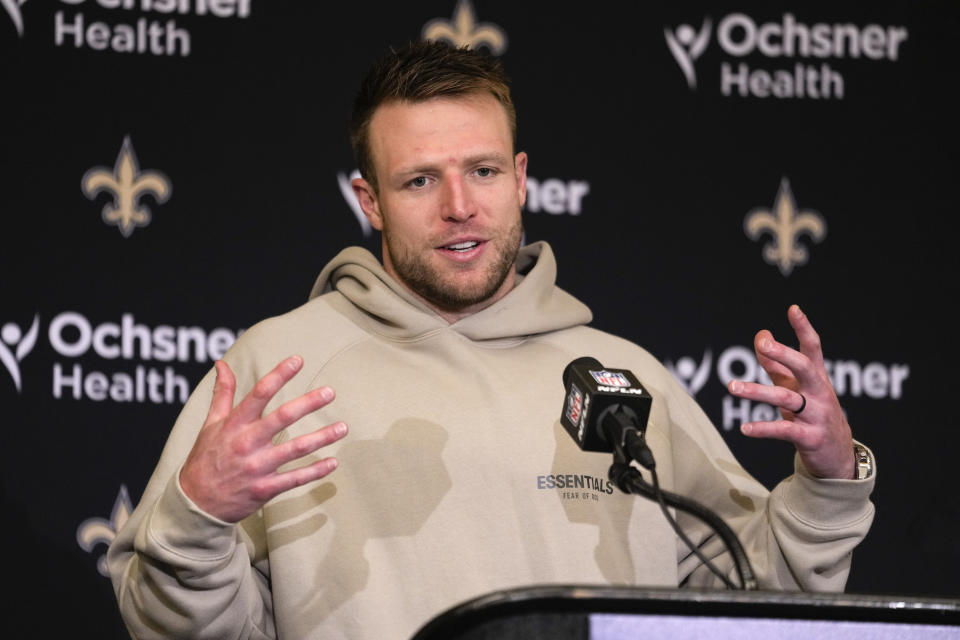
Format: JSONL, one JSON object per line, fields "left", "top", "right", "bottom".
{"left": 108, "top": 40, "right": 875, "bottom": 640}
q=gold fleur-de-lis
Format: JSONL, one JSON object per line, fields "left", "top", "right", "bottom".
{"left": 744, "top": 177, "right": 827, "bottom": 276}
{"left": 76, "top": 485, "right": 132, "bottom": 577}
{"left": 422, "top": 0, "right": 507, "bottom": 55}
{"left": 81, "top": 136, "right": 171, "bottom": 237}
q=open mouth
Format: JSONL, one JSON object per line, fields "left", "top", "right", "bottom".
{"left": 442, "top": 241, "right": 481, "bottom": 253}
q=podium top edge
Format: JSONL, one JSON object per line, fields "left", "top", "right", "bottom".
{"left": 411, "top": 585, "right": 960, "bottom": 640}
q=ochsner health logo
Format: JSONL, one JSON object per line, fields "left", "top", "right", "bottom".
{"left": 2, "top": 0, "right": 26, "bottom": 36}
{"left": 664, "top": 18, "right": 712, "bottom": 89}
{"left": 665, "top": 13, "right": 909, "bottom": 99}
{"left": 4, "top": 310, "right": 241, "bottom": 403}
{"left": 666, "top": 345, "right": 910, "bottom": 431}
{"left": 1, "top": 314, "right": 39, "bottom": 392}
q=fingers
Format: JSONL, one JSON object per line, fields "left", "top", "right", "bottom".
{"left": 740, "top": 416, "right": 842, "bottom": 459}
{"left": 729, "top": 379, "right": 805, "bottom": 415}
{"left": 260, "top": 457, "right": 341, "bottom": 502}
{"left": 233, "top": 356, "right": 306, "bottom": 425}
{"left": 207, "top": 360, "right": 237, "bottom": 424}
{"left": 787, "top": 304, "right": 825, "bottom": 369}
{"left": 754, "top": 328, "right": 822, "bottom": 391}
{"left": 754, "top": 334, "right": 795, "bottom": 389}
{"left": 752, "top": 306, "right": 829, "bottom": 395}
{"left": 739, "top": 419, "right": 803, "bottom": 443}
{"left": 261, "top": 421, "right": 348, "bottom": 474}
{"left": 183, "top": 355, "right": 347, "bottom": 522}
{"left": 256, "top": 386, "right": 337, "bottom": 446}
{"left": 248, "top": 422, "right": 346, "bottom": 506}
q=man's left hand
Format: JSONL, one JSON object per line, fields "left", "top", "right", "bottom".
{"left": 727, "top": 304, "right": 855, "bottom": 480}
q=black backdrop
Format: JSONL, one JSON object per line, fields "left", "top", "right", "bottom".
{"left": 2, "top": 2, "right": 957, "bottom": 637}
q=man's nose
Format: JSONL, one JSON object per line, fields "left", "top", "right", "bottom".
{"left": 440, "top": 175, "right": 477, "bottom": 222}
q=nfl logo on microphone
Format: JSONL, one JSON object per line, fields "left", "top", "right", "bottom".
{"left": 565, "top": 384, "right": 584, "bottom": 425}
{"left": 590, "top": 370, "right": 631, "bottom": 388}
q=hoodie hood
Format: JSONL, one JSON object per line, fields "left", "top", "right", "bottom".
{"left": 308, "top": 241, "right": 592, "bottom": 342}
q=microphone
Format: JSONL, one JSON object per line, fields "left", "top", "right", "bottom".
{"left": 560, "top": 357, "right": 655, "bottom": 468}
{"left": 560, "top": 357, "right": 758, "bottom": 590}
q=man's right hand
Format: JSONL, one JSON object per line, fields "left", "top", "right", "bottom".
{"left": 179, "top": 356, "right": 347, "bottom": 523}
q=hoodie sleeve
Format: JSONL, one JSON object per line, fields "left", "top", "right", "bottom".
{"left": 662, "top": 373, "right": 876, "bottom": 591}
{"left": 679, "top": 455, "right": 876, "bottom": 591}
{"left": 106, "top": 368, "right": 276, "bottom": 640}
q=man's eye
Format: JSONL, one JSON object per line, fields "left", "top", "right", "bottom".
{"left": 409, "top": 176, "right": 428, "bottom": 188}
{"left": 476, "top": 167, "right": 495, "bottom": 178}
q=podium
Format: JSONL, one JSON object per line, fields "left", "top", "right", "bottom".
{"left": 411, "top": 585, "right": 960, "bottom": 640}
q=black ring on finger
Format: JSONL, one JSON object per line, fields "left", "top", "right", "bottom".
{"left": 794, "top": 393, "right": 806, "bottom": 414}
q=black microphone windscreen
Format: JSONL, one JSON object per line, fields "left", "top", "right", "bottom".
{"left": 562, "top": 356, "right": 603, "bottom": 388}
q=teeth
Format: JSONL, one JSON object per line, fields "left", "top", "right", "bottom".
{"left": 446, "top": 241, "right": 479, "bottom": 251}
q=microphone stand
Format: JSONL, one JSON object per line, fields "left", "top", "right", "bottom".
{"left": 603, "top": 412, "right": 758, "bottom": 591}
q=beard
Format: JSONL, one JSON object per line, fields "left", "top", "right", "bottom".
{"left": 383, "top": 215, "right": 523, "bottom": 313}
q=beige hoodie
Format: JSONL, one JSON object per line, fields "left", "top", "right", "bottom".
{"left": 108, "top": 242, "right": 875, "bottom": 640}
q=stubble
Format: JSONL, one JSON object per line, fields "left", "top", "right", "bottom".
{"left": 384, "top": 215, "right": 523, "bottom": 313}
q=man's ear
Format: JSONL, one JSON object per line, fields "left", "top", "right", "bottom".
{"left": 352, "top": 177, "right": 384, "bottom": 231}
{"left": 514, "top": 151, "right": 528, "bottom": 207}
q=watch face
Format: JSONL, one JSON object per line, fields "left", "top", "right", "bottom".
{"left": 854, "top": 445, "right": 873, "bottom": 480}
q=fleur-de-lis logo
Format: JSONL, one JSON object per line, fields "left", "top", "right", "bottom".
{"left": 81, "top": 136, "right": 172, "bottom": 237}
{"left": 2, "top": 0, "right": 26, "bottom": 37}
{"left": 422, "top": 0, "right": 507, "bottom": 55}
{"left": 77, "top": 485, "right": 132, "bottom": 577}
{"left": 744, "top": 177, "right": 827, "bottom": 276}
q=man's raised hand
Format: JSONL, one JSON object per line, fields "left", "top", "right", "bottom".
{"left": 727, "top": 305, "right": 855, "bottom": 480}
{"left": 179, "top": 356, "right": 347, "bottom": 522}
